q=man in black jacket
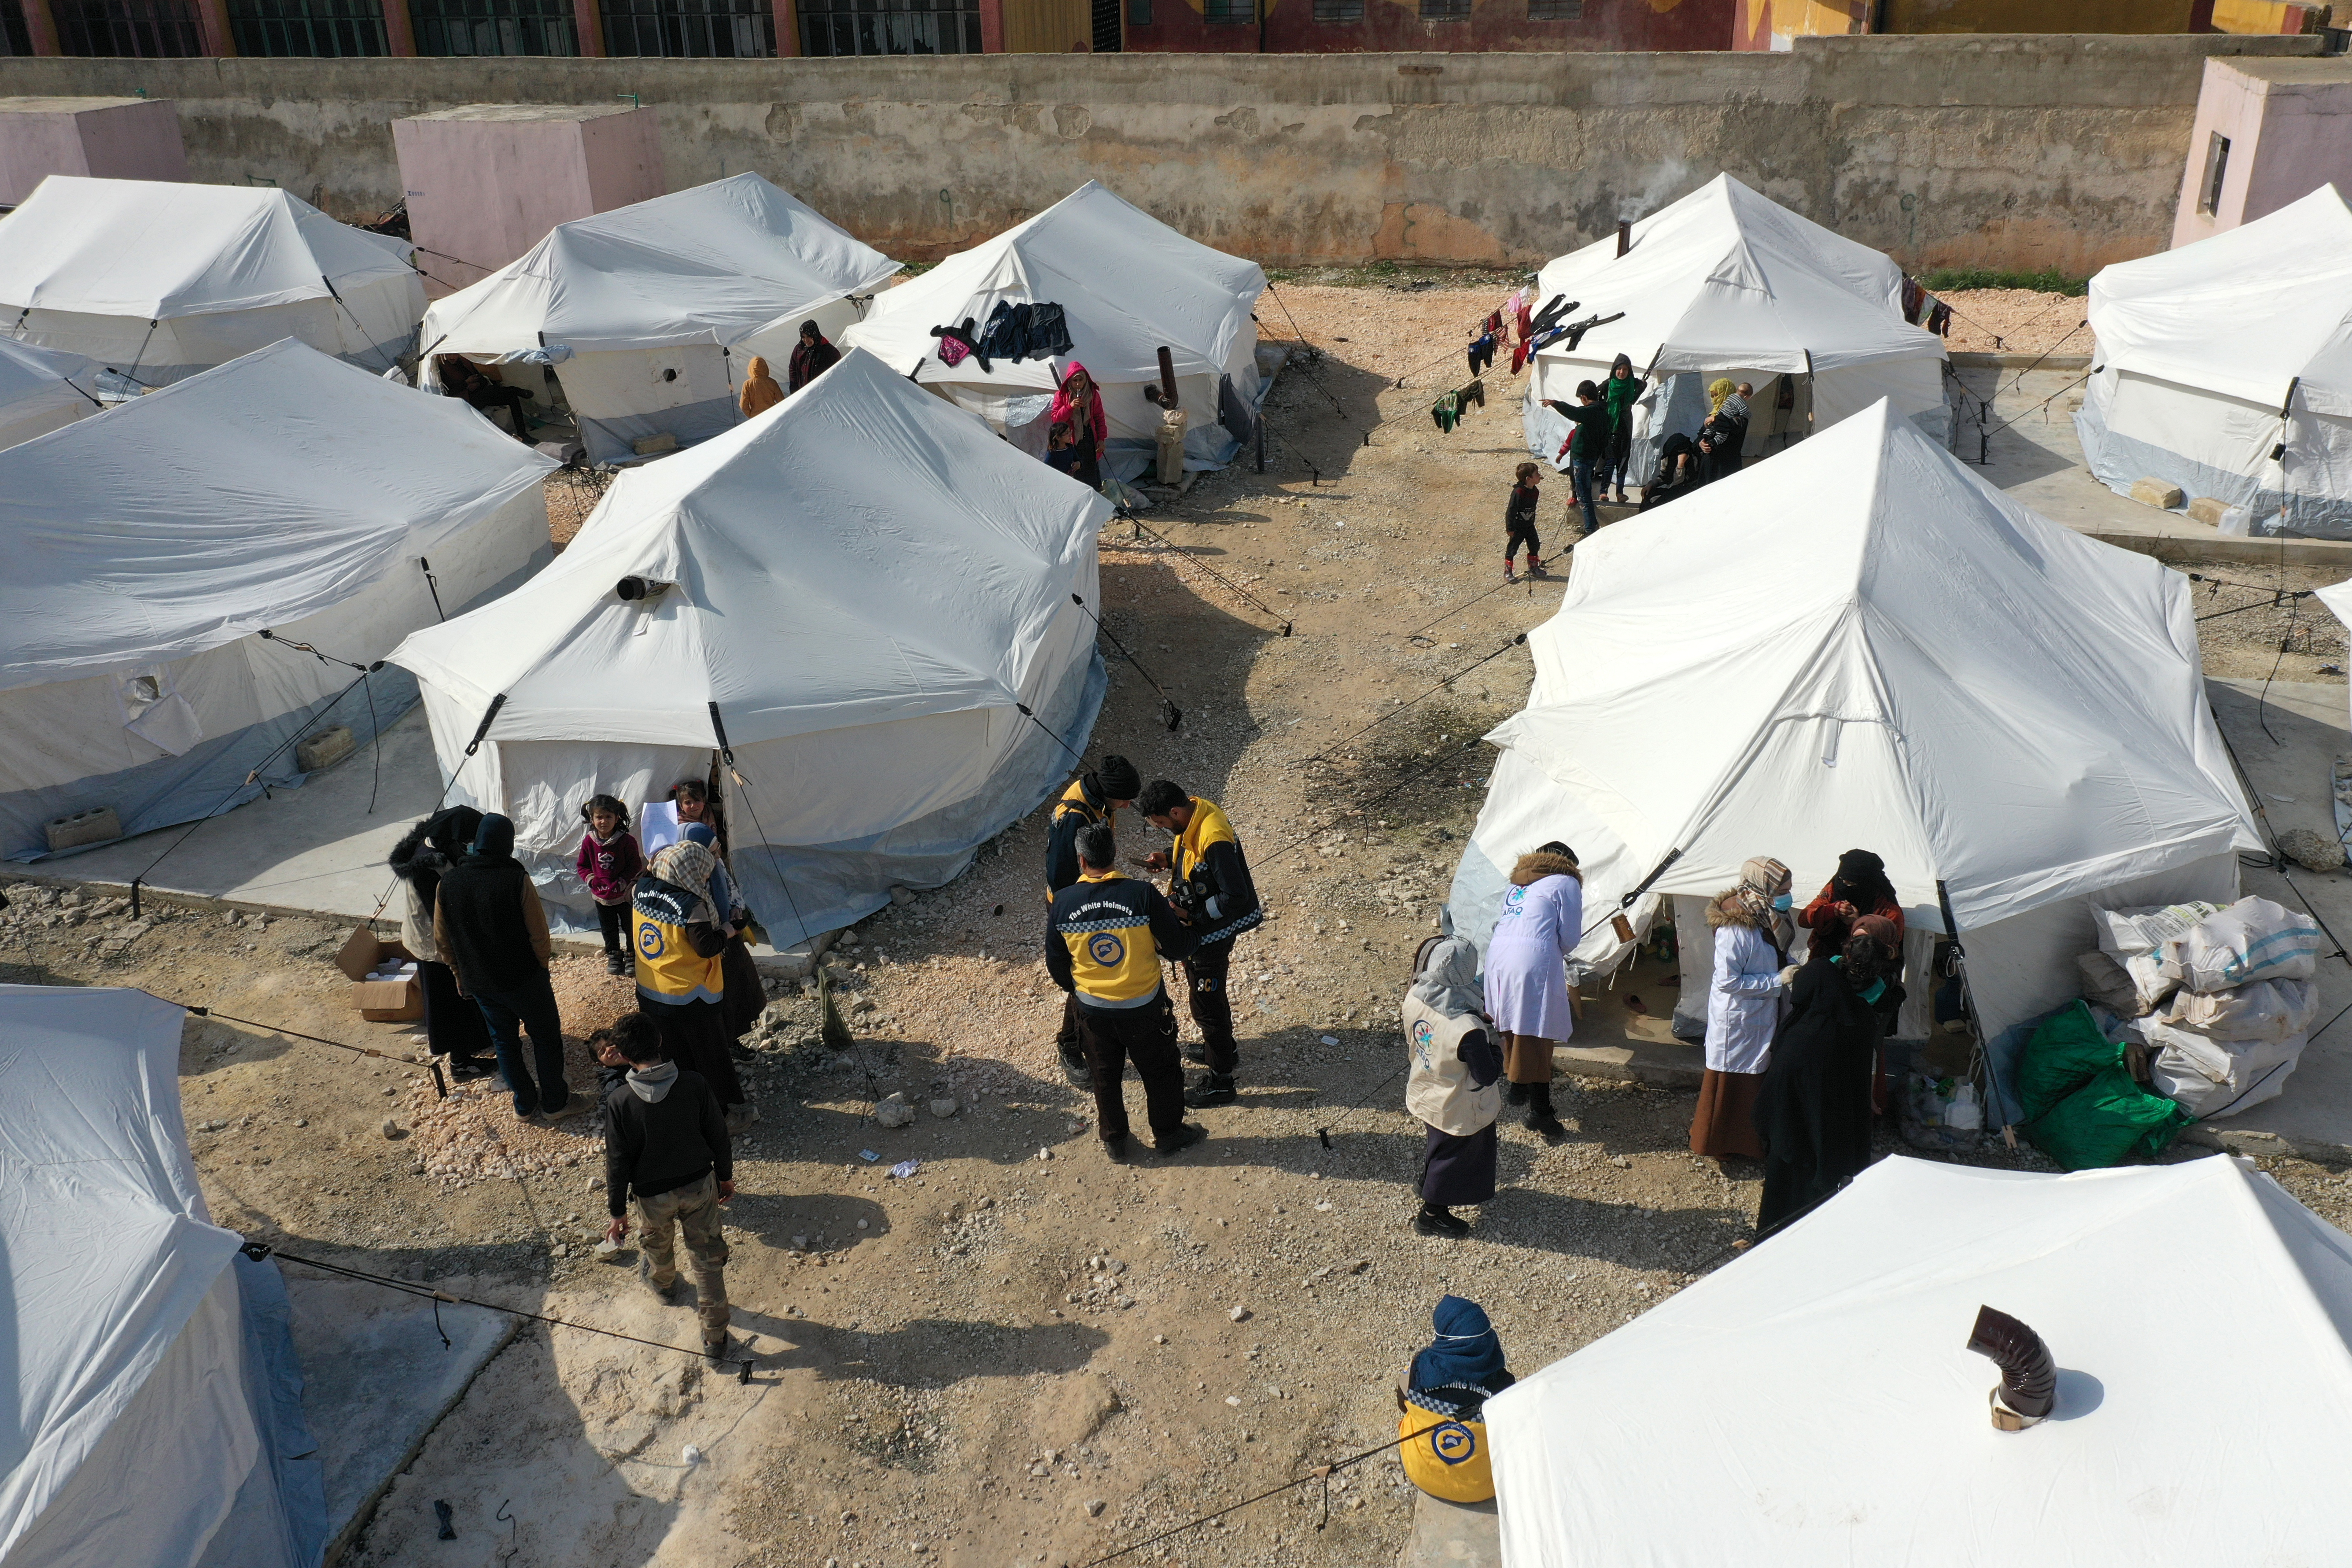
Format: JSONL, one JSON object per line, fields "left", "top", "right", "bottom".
{"left": 1137, "top": 779, "right": 1262, "bottom": 1110}
{"left": 1044, "top": 823, "right": 1205, "bottom": 1159}
{"left": 1043, "top": 754, "right": 1142, "bottom": 1087}
{"left": 601, "top": 1014, "right": 736, "bottom": 1360}
{"left": 433, "top": 813, "right": 582, "bottom": 1124}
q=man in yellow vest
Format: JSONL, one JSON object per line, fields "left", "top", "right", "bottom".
{"left": 1138, "top": 779, "right": 1262, "bottom": 1110}
{"left": 1044, "top": 823, "right": 1206, "bottom": 1159}
{"left": 1043, "top": 754, "right": 1141, "bottom": 1087}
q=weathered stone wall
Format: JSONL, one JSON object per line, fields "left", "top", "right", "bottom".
{"left": 0, "top": 33, "right": 2320, "bottom": 271}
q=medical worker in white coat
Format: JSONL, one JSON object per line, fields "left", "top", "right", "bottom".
{"left": 1482, "top": 840, "right": 1582, "bottom": 1139}
{"left": 1690, "top": 857, "right": 1794, "bottom": 1162}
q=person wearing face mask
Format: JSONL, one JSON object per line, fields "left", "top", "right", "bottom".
{"left": 1690, "top": 857, "right": 1792, "bottom": 1163}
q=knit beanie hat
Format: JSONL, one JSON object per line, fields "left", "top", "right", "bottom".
{"left": 1096, "top": 754, "right": 1142, "bottom": 800}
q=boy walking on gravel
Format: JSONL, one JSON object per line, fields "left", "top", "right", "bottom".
{"left": 1504, "top": 461, "right": 1545, "bottom": 581}
{"left": 601, "top": 1014, "right": 737, "bottom": 1361}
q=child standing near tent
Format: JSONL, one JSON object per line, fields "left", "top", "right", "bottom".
{"left": 1504, "top": 462, "right": 1545, "bottom": 581}
{"left": 1403, "top": 936, "right": 1504, "bottom": 1237}
{"left": 576, "top": 795, "right": 645, "bottom": 977}
{"left": 1604, "top": 354, "right": 1647, "bottom": 505}
{"left": 1546, "top": 383, "right": 1613, "bottom": 536}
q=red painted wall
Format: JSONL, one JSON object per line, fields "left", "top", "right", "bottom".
{"left": 1122, "top": 0, "right": 1733, "bottom": 55}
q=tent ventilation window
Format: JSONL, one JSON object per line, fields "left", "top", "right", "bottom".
{"left": 2197, "top": 133, "right": 2231, "bottom": 217}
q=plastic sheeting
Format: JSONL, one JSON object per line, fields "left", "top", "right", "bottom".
{"left": 2078, "top": 184, "right": 2352, "bottom": 536}
{"left": 1443, "top": 401, "right": 2260, "bottom": 1048}
{"left": 1488, "top": 1154, "right": 2352, "bottom": 1568}
{"left": 0, "top": 986, "right": 328, "bottom": 1568}
{"left": 390, "top": 347, "right": 1113, "bottom": 939}
{"left": 0, "top": 176, "right": 424, "bottom": 387}
{"left": 0, "top": 336, "right": 99, "bottom": 450}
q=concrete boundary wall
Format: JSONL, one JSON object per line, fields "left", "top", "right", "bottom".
{"left": 0, "top": 33, "right": 2321, "bottom": 270}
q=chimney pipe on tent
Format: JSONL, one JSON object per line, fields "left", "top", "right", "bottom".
{"left": 1617, "top": 221, "right": 1631, "bottom": 257}
{"left": 1966, "top": 1305, "right": 2056, "bottom": 1431}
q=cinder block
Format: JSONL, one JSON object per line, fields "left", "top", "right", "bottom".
{"left": 2186, "top": 495, "right": 2232, "bottom": 527}
{"left": 2130, "top": 477, "right": 2186, "bottom": 509}
{"left": 43, "top": 804, "right": 121, "bottom": 852}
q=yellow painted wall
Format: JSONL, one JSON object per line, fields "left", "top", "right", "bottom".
{"left": 1002, "top": 0, "right": 1093, "bottom": 51}
{"left": 1881, "top": 0, "right": 2198, "bottom": 30}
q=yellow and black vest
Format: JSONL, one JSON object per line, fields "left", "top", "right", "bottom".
{"left": 633, "top": 879, "right": 723, "bottom": 1006}
{"left": 1049, "top": 871, "right": 1170, "bottom": 1009}
{"left": 1045, "top": 777, "right": 1118, "bottom": 897}
{"left": 1172, "top": 796, "right": 1262, "bottom": 946}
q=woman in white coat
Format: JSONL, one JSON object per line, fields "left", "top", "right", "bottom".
{"left": 1690, "top": 857, "right": 1795, "bottom": 1162}
{"left": 1482, "top": 841, "right": 1582, "bottom": 1139}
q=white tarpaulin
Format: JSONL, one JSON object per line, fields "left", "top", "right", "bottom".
{"left": 0, "top": 338, "right": 554, "bottom": 860}
{"left": 390, "top": 347, "right": 1111, "bottom": 939}
{"left": 0, "top": 175, "right": 424, "bottom": 388}
{"left": 1525, "top": 173, "right": 1951, "bottom": 472}
{"left": 2078, "top": 183, "right": 2352, "bottom": 537}
{"left": 842, "top": 181, "right": 1267, "bottom": 475}
{"left": 0, "top": 336, "right": 99, "bottom": 450}
{"left": 417, "top": 173, "right": 901, "bottom": 465}
{"left": 1445, "top": 400, "right": 2260, "bottom": 1048}
{"left": 1487, "top": 1154, "right": 2352, "bottom": 1568}
{"left": 0, "top": 985, "right": 328, "bottom": 1568}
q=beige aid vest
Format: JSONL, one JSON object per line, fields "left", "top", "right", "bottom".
{"left": 1403, "top": 992, "right": 1504, "bottom": 1136}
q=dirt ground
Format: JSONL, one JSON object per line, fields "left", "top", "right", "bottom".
{"left": 9, "top": 280, "right": 2352, "bottom": 1568}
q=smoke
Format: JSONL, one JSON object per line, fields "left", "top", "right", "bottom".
{"left": 1619, "top": 159, "right": 1692, "bottom": 224}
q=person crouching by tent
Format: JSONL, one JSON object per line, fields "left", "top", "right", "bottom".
{"left": 739, "top": 355, "right": 785, "bottom": 419}
{"left": 1604, "top": 353, "right": 1648, "bottom": 505}
{"left": 1404, "top": 936, "right": 1504, "bottom": 1238}
{"left": 1398, "top": 1295, "right": 1514, "bottom": 1504}
{"left": 435, "top": 814, "right": 585, "bottom": 1123}
{"left": 389, "top": 804, "right": 495, "bottom": 1081}
{"left": 1504, "top": 461, "right": 1545, "bottom": 583}
{"left": 1701, "top": 379, "right": 1748, "bottom": 483}
{"left": 1690, "top": 857, "right": 1793, "bottom": 1166}
{"left": 1484, "top": 841, "right": 1583, "bottom": 1140}
{"left": 1638, "top": 433, "right": 1706, "bottom": 512}
{"left": 632, "top": 840, "right": 753, "bottom": 1130}
{"left": 1753, "top": 920, "right": 1905, "bottom": 1238}
{"left": 786, "top": 321, "right": 840, "bottom": 394}
{"left": 1052, "top": 363, "right": 1108, "bottom": 490}
{"left": 436, "top": 354, "right": 534, "bottom": 437}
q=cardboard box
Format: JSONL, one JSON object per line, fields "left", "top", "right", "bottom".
{"left": 335, "top": 926, "right": 422, "bottom": 1022}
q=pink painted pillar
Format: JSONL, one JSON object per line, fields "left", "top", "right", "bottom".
{"left": 572, "top": 0, "right": 605, "bottom": 53}
{"left": 771, "top": 0, "right": 795, "bottom": 54}
{"left": 21, "top": 0, "right": 61, "bottom": 55}
{"left": 978, "top": 0, "right": 1003, "bottom": 50}
{"left": 382, "top": 0, "right": 418, "bottom": 53}
{"left": 193, "top": 0, "right": 236, "bottom": 54}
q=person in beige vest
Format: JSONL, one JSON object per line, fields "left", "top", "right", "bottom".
{"left": 1403, "top": 936, "right": 1505, "bottom": 1239}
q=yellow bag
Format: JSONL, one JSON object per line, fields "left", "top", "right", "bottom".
{"left": 1397, "top": 1389, "right": 1494, "bottom": 1504}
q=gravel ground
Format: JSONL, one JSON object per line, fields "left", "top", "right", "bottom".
{"left": 1930, "top": 288, "right": 2091, "bottom": 358}
{"left": 7, "top": 278, "right": 2346, "bottom": 1568}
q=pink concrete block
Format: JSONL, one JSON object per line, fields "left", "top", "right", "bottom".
{"left": 2172, "top": 58, "right": 2352, "bottom": 249}
{"left": 0, "top": 97, "right": 188, "bottom": 209}
{"left": 393, "top": 104, "right": 664, "bottom": 298}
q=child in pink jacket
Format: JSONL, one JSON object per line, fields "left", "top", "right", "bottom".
{"left": 576, "top": 794, "right": 645, "bottom": 975}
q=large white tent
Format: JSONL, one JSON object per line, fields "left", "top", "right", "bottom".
{"left": 0, "top": 985, "right": 328, "bottom": 1568}
{"left": 1523, "top": 173, "right": 1950, "bottom": 476}
{"left": 1487, "top": 1154, "right": 2352, "bottom": 1567}
{"left": 417, "top": 173, "right": 902, "bottom": 466}
{"left": 2078, "top": 183, "right": 2352, "bottom": 538}
{"left": 0, "top": 175, "right": 424, "bottom": 390}
{"left": 0, "top": 336, "right": 100, "bottom": 450}
{"left": 842, "top": 181, "right": 1267, "bottom": 476}
{"left": 0, "top": 338, "right": 555, "bottom": 862}
{"left": 1445, "top": 400, "right": 2261, "bottom": 1050}
{"left": 389, "top": 347, "right": 1111, "bottom": 940}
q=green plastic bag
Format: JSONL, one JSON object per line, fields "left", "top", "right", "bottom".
{"left": 2017, "top": 1003, "right": 2192, "bottom": 1170}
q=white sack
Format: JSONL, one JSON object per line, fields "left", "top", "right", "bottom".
{"left": 2160, "top": 895, "right": 2322, "bottom": 993}
{"left": 2092, "top": 900, "right": 2224, "bottom": 957}
{"left": 2145, "top": 1019, "right": 2308, "bottom": 1118}
{"left": 2158, "top": 975, "right": 2318, "bottom": 1043}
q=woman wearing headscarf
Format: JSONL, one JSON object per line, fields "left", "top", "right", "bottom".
{"left": 1690, "top": 857, "right": 1793, "bottom": 1163}
{"left": 1700, "top": 377, "right": 1749, "bottom": 482}
{"left": 1799, "top": 849, "right": 1904, "bottom": 962}
{"left": 1050, "top": 362, "right": 1107, "bottom": 490}
{"left": 389, "top": 804, "right": 494, "bottom": 1078}
{"left": 1482, "top": 841, "right": 1583, "bottom": 1140}
{"left": 632, "top": 839, "right": 752, "bottom": 1126}
{"left": 786, "top": 321, "right": 841, "bottom": 393}
{"left": 1752, "top": 921, "right": 1906, "bottom": 1236}
{"left": 1603, "top": 353, "right": 1647, "bottom": 505}
{"left": 738, "top": 355, "right": 785, "bottom": 418}
{"left": 1403, "top": 936, "right": 1504, "bottom": 1238}
{"left": 434, "top": 815, "right": 580, "bottom": 1122}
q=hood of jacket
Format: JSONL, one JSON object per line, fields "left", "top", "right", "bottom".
{"left": 627, "top": 1060, "right": 679, "bottom": 1103}
{"left": 1509, "top": 850, "right": 1581, "bottom": 887}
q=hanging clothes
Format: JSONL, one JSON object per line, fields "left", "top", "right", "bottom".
{"left": 1467, "top": 334, "right": 1497, "bottom": 377}
{"left": 1457, "top": 378, "right": 1486, "bottom": 414}
{"left": 1431, "top": 390, "right": 1460, "bottom": 433}
{"left": 1900, "top": 277, "right": 1926, "bottom": 326}
{"left": 1927, "top": 301, "right": 1954, "bottom": 337}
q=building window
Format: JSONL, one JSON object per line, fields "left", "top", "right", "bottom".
{"left": 605, "top": 0, "right": 772, "bottom": 54}
{"left": 1, "top": 0, "right": 34, "bottom": 54}
{"left": 1090, "top": 0, "right": 1118, "bottom": 48}
{"left": 2197, "top": 132, "right": 2231, "bottom": 216}
{"left": 413, "top": 0, "right": 578, "bottom": 52}
{"left": 1312, "top": 0, "right": 1363, "bottom": 18}
{"left": 797, "top": 0, "right": 979, "bottom": 54}
{"left": 52, "top": 0, "right": 204, "bottom": 53}
{"left": 1527, "top": 0, "right": 1578, "bottom": 15}
{"left": 1125, "top": 0, "right": 1148, "bottom": 22}
{"left": 1418, "top": 0, "right": 1468, "bottom": 18}
{"left": 1202, "top": 0, "right": 1253, "bottom": 22}
{"left": 229, "top": 0, "right": 387, "bottom": 53}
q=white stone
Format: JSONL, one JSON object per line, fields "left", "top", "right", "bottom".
{"left": 1229, "top": 1305, "right": 1251, "bottom": 1322}
{"left": 872, "top": 1093, "right": 916, "bottom": 1129}
{"left": 929, "top": 1098, "right": 959, "bottom": 1119}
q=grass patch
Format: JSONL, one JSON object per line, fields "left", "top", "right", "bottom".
{"left": 1921, "top": 267, "right": 2088, "bottom": 297}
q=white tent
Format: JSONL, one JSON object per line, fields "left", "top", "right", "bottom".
{"left": 0, "top": 175, "right": 424, "bottom": 390}
{"left": 1486, "top": 1154, "right": 2352, "bottom": 1568}
{"left": 416, "top": 173, "right": 902, "bottom": 466}
{"left": 0, "top": 338, "right": 555, "bottom": 862}
{"left": 0, "top": 985, "right": 328, "bottom": 1568}
{"left": 0, "top": 336, "right": 100, "bottom": 450}
{"left": 389, "top": 347, "right": 1112, "bottom": 940}
{"left": 842, "top": 181, "right": 1267, "bottom": 476}
{"left": 1445, "top": 400, "right": 2261, "bottom": 1050}
{"left": 2078, "top": 184, "right": 2352, "bottom": 538}
{"left": 1523, "top": 173, "right": 1950, "bottom": 476}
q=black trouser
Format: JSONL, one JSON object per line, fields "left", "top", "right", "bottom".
{"left": 1057, "top": 993, "right": 1088, "bottom": 1070}
{"left": 1183, "top": 940, "right": 1238, "bottom": 1075}
{"left": 470, "top": 971, "right": 568, "bottom": 1117}
{"left": 642, "top": 997, "right": 746, "bottom": 1107}
{"left": 1504, "top": 522, "right": 1541, "bottom": 564}
{"left": 1076, "top": 990, "right": 1187, "bottom": 1144}
{"left": 1608, "top": 427, "right": 1632, "bottom": 492}
{"left": 595, "top": 900, "right": 628, "bottom": 955}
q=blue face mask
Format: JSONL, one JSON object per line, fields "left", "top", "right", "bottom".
{"left": 1771, "top": 894, "right": 1793, "bottom": 911}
